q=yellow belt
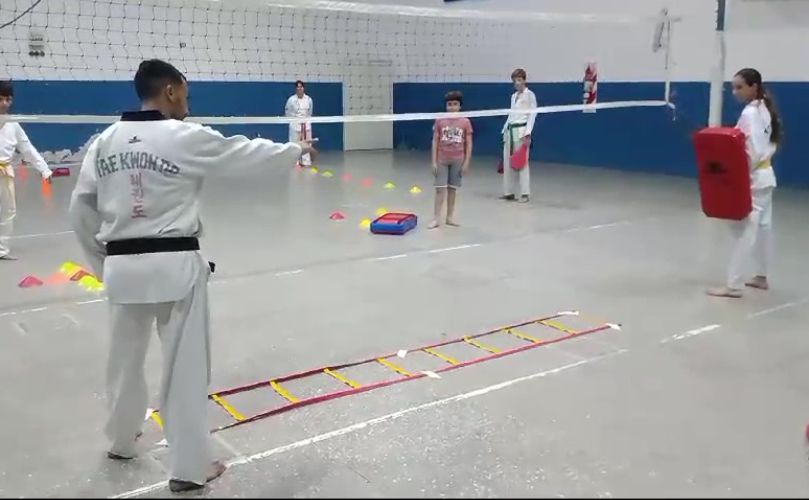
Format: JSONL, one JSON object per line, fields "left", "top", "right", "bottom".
{"left": 755, "top": 160, "right": 772, "bottom": 170}
{"left": 0, "top": 162, "right": 10, "bottom": 177}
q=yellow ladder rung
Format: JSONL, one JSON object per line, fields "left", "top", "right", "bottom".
{"left": 324, "top": 368, "right": 362, "bottom": 389}
{"left": 150, "top": 410, "right": 164, "bottom": 429}
{"left": 270, "top": 380, "right": 300, "bottom": 403}
{"left": 376, "top": 357, "right": 413, "bottom": 377}
{"left": 540, "top": 319, "right": 577, "bottom": 334}
{"left": 507, "top": 328, "right": 541, "bottom": 343}
{"left": 423, "top": 347, "right": 459, "bottom": 366}
{"left": 211, "top": 394, "right": 246, "bottom": 421}
{"left": 463, "top": 336, "right": 501, "bottom": 354}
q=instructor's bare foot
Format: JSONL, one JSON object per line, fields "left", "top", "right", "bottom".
{"left": 427, "top": 220, "right": 440, "bottom": 230}
{"left": 445, "top": 219, "right": 460, "bottom": 227}
{"left": 745, "top": 276, "right": 769, "bottom": 290}
{"left": 707, "top": 287, "right": 743, "bottom": 298}
{"left": 168, "top": 461, "right": 227, "bottom": 493}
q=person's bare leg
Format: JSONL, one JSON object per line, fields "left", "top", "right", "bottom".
{"left": 446, "top": 188, "right": 459, "bottom": 226}
{"left": 430, "top": 188, "right": 445, "bottom": 229}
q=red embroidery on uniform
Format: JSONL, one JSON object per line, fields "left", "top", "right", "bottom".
{"left": 130, "top": 172, "right": 147, "bottom": 219}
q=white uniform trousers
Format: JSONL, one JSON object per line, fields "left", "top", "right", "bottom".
{"left": 105, "top": 264, "right": 212, "bottom": 485}
{"left": 0, "top": 173, "right": 16, "bottom": 258}
{"left": 289, "top": 122, "right": 312, "bottom": 166}
{"left": 726, "top": 186, "right": 774, "bottom": 290}
{"left": 502, "top": 125, "right": 530, "bottom": 197}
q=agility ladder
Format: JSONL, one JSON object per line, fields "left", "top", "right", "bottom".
{"left": 147, "top": 311, "right": 620, "bottom": 433}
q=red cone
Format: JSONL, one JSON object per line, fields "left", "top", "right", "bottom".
{"left": 19, "top": 276, "right": 44, "bottom": 288}
{"left": 329, "top": 211, "right": 346, "bottom": 221}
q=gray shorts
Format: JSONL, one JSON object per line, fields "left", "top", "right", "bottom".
{"left": 434, "top": 160, "right": 463, "bottom": 189}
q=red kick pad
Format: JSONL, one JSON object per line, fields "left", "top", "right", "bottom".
{"left": 693, "top": 127, "right": 752, "bottom": 221}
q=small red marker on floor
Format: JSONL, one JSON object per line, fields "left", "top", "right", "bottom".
{"left": 19, "top": 276, "right": 44, "bottom": 288}
{"left": 329, "top": 211, "right": 346, "bottom": 221}
{"left": 361, "top": 178, "right": 373, "bottom": 187}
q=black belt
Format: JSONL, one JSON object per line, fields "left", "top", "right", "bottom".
{"left": 106, "top": 237, "right": 199, "bottom": 255}
{"left": 106, "top": 237, "right": 216, "bottom": 273}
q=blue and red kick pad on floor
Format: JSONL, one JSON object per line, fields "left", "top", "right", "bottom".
{"left": 370, "top": 212, "right": 418, "bottom": 235}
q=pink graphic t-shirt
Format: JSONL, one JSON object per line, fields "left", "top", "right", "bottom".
{"left": 434, "top": 117, "right": 473, "bottom": 163}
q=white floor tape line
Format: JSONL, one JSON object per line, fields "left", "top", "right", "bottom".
{"left": 111, "top": 349, "right": 626, "bottom": 498}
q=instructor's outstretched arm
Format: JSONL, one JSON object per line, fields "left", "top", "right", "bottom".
{"left": 176, "top": 122, "right": 308, "bottom": 171}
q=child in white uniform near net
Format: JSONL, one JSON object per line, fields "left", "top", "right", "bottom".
{"left": 708, "top": 68, "right": 781, "bottom": 299}
{"left": 501, "top": 68, "right": 537, "bottom": 203}
{"left": 0, "top": 81, "right": 53, "bottom": 260}
{"left": 285, "top": 80, "right": 314, "bottom": 167}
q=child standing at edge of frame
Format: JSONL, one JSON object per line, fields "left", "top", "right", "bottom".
{"left": 707, "top": 68, "right": 781, "bottom": 299}
{"left": 430, "top": 90, "right": 473, "bottom": 229}
{"left": 0, "top": 80, "right": 53, "bottom": 261}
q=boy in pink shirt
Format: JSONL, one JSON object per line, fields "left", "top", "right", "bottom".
{"left": 430, "top": 91, "right": 473, "bottom": 229}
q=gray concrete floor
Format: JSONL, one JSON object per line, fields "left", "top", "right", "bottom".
{"left": 1, "top": 150, "right": 808, "bottom": 498}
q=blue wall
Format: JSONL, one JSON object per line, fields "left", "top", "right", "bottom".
{"left": 394, "top": 81, "right": 808, "bottom": 187}
{"left": 11, "top": 81, "right": 343, "bottom": 153}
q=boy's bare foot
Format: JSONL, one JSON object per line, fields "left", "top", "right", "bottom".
{"left": 707, "top": 287, "right": 743, "bottom": 298}
{"left": 745, "top": 276, "right": 769, "bottom": 290}
{"left": 168, "top": 461, "right": 227, "bottom": 493}
{"left": 445, "top": 219, "right": 460, "bottom": 227}
{"left": 427, "top": 220, "right": 440, "bottom": 229}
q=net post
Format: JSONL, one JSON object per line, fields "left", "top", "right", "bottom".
{"left": 708, "top": 0, "right": 727, "bottom": 127}
{"left": 663, "top": 13, "right": 673, "bottom": 106}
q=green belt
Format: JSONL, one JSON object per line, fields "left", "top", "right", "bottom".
{"left": 506, "top": 123, "right": 527, "bottom": 155}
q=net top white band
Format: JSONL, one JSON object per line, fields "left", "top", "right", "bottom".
{"left": 1, "top": 100, "right": 671, "bottom": 125}
{"left": 266, "top": 0, "right": 681, "bottom": 25}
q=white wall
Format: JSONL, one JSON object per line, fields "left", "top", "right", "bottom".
{"left": 725, "top": 0, "right": 809, "bottom": 81}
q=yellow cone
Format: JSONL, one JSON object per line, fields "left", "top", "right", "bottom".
{"left": 78, "top": 275, "right": 104, "bottom": 292}
{"left": 384, "top": 182, "right": 396, "bottom": 189}
{"left": 359, "top": 218, "right": 372, "bottom": 229}
{"left": 375, "top": 207, "right": 388, "bottom": 217}
{"left": 311, "top": 167, "right": 319, "bottom": 173}
{"left": 322, "top": 170, "right": 333, "bottom": 178}
{"left": 410, "top": 186, "right": 422, "bottom": 194}
{"left": 59, "top": 261, "right": 81, "bottom": 276}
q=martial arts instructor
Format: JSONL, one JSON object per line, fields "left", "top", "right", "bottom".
{"left": 69, "top": 59, "right": 314, "bottom": 493}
